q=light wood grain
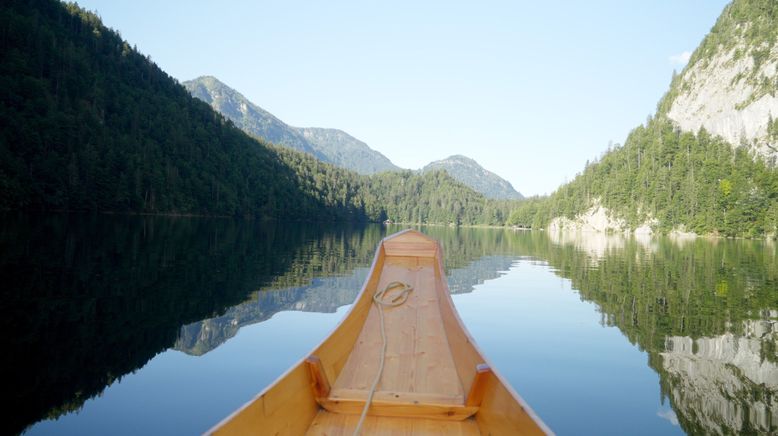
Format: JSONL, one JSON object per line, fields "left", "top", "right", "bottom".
{"left": 429, "top": 238, "right": 551, "bottom": 435}
{"left": 466, "top": 364, "right": 491, "bottom": 407}
{"left": 306, "top": 355, "right": 332, "bottom": 399}
{"left": 317, "top": 397, "right": 478, "bottom": 421}
{"left": 331, "top": 256, "right": 464, "bottom": 405}
{"left": 306, "top": 411, "right": 481, "bottom": 435}
{"left": 207, "top": 230, "right": 551, "bottom": 435}
{"left": 208, "top": 362, "right": 319, "bottom": 435}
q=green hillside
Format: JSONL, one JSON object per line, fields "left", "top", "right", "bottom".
{"left": 0, "top": 0, "right": 509, "bottom": 226}
{"left": 183, "top": 76, "right": 401, "bottom": 175}
{"left": 423, "top": 155, "right": 523, "bottom": 200}
{"left": 509, "top": 118, "right": 778, "bottom": 237}
{"left": 509, "top": 0, "right": 778, "bottom": 238}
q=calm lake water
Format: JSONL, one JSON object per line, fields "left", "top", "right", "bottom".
{"left": 3, "top": 214, "right": 776, "bottom": 435}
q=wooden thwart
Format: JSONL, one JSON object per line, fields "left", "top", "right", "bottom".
{"left": 317, "top": 397, "right": 479, "bottom": 421}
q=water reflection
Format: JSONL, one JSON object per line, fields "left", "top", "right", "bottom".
{"left": 0, "top": 214, "right": 384, "bottom": 435}
{"left": 4, "top": 214, "right": 777, "bottom": 435}
{"left": 661, "top": 320, "right": 777, "bottom": 434}
{"left": 173, "top": 253, "right": 516, "bottom": 357}
{"left": 174, "top": 271, "right": 370, "bottom": 356}
{"left": 542, "top": 229, "right": 778, "bottom": 434}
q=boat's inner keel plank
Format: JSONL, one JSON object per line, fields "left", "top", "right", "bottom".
{"left": 331, "top": 255, "right": 464, "bottom": 408}
{"left": 306, "top": 410, "right": 481, "bottom": 435}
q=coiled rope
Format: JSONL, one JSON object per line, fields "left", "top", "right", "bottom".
{"left": 352, "top": 281, "right": 414, "bottom": 436}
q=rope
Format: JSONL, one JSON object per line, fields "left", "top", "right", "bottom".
{"left": 352, "top": 281, "right": 414, "bottom": 436}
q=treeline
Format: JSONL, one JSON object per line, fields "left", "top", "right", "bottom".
{"left": 518, "top": 230, "right": 778, "bottom": 434}
{"left": 0, "top": 215, "right": 382, "bottom": 434}
{"left": 508, "top": 117, "right": 778, "bottom": 237}
{"left": 0, "top": 0, "right": 511, "bottom": 225}
{"left": 506, "top": 0, "right": 778, "bottom": 238}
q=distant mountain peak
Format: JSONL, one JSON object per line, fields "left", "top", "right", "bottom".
{"left": 423, "top": 155, "right": 523, "bottom": 200}
{"left": 183, "top": 76, "right": 400, "bottom": 174}
{"left": 184, "top": 77, "right": 526, "bottom": 193}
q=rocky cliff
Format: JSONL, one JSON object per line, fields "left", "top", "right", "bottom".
{"left": 664, "top": 0, "right": 778, "bottom": 158}
{"left": 660, "top": 318, "right": 778, "bottom": 434}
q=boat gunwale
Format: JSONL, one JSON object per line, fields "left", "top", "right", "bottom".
{"left": 429, "top": 234, "right": 553, "bottom": 435}
{"left": 205, "top": 229, "right": 399, "bottom": 434}
{"left": 206, "top": 228, "right": 552, "bottom": 435}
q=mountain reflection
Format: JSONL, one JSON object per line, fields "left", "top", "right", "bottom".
{"left": 0, "top": 214, "right": 384, "bottom": 435}
{"left": 174, "top": 270, "right": 369, "bottom": 356}
{"left": 540, "top": 229, "right": 778, "bottom": 435}
{"left": 4, "top": 214, "right": 776, "bottom": 435}
{"left": 2, "top": 217, "right": 521, "bottom": 435}
{"left": 174, "top": 254, "right": 516, "bottom": 356}
{"left": 661, "top": 319, "right": 777, "bottom": 434}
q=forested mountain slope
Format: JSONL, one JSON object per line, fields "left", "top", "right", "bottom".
{"left": 295, "top": 126, "right": 401, "bottom": 175}
{"left": 509, "top": 0, "right": 778, "bottom": 238}
{"left": 183, "top": 76, "right": 400, "bottom": 175}
{"left": 0, "top": 0, "right": 508, "bottom": 225}
{"left": 184, "top": 77, "right": 526, "bottom": 197}
{"left": 184, "top": 76, "right": 322, "bottom": 159}
{"left": 423, "top": 155, "right": 523, "bottom": 200}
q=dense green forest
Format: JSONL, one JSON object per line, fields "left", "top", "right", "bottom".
{"left": 0, "top": 215, "right": 390, "bottom": 434}
{"left": 5, "top": 0, "right": 777, "bottom": 234}
{"left": 0, "top": 0, "right": 510, "bottom": 225}
{"left": 520, "top": 230, "right": 777, "bottom": 434}
{"left": 508, "top": 118, "right": 778, "bottom": 237}
{"left": 507, "top": 0, "right": 778, "bottom": 238}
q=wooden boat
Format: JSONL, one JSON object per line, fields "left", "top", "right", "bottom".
{"left": 208, "top": 230, "right": 550, "bottom": 435}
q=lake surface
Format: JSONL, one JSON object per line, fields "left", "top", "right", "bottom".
{"left": 2, "top": 214, "right": 776, "bottom": 435}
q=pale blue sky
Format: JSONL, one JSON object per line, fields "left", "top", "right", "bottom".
{"left": 78, "top": 0, "right": 729, "bottom": 196}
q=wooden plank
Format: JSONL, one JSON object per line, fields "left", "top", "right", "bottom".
{"left": 383, "top": 241, "right": 437, "bottom": 258}
{"left": 208, "top": 363, "right": 319, "bottom": 435}
{"left": 306, "top": 411, "right": 481, "bottom": 436}
{"left": 414, "top": 259, "right": 463, "bottom": 399}
{"left": 427, "top": 241, "right": 551, "bottom": 435}
{"left": 331, "top": 256, "right": 463, "bottom": 404}
{"left": 329, "top": 388, "right": 463, "bottom": 405}
{"left": 382, "top": 230, "right": 438, "bottom": 257}
{"left": 465, "top": 364, "right": 491, "bottom": 407}
{"left": 209, "top": 230, "right": 550, "bottom": 435}
{"left": 208, "top": 243, "right": 389, "bottom": 435}
{"left": 306, "top": 355, "right": 331, "bottom": 399}
{"left": 316, "top": 397, "right": 479, "bottom": 421}
{"left": 313, "top": 248, "right": 387, "bottom": 384}
{"left": 474, "top": 371, "right": 548, "bottom": 435}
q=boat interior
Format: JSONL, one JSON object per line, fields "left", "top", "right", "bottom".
{"left": 209, "top": 230, "right": 548, "bottom": 435}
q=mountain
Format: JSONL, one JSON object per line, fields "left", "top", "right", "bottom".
{"left": 661, "top": 0, "right": 778, "bottom": 157}
{"left": 0, "top": 0, "right": 344, "bottom": 219}
{"left": 423, "top": 155, "right": 523, "bottom": 200}
{"left": 295, "top": 127, "right": 401, "bottom": 174}
{"left": 508, "top": 0, "right": 778, "bottom": 238}
{"left": 183, "top": 76, "right": 322, "bottom": 158}
{"left": 0, "top": 0, "right": 510, "bottom": 226}
{"left": 184, "top": 77, "right": 525, "bottom": 196}
{"left": 183, "top": 76, "right": 400, "bottom": 174}
{"left": 174, "top": 254, "right": 516, "bottom": 356}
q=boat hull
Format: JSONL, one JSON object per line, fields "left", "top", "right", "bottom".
{"left": 208, "top": 230, "right": 550, "bottom": 435}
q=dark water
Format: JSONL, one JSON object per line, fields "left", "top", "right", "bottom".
{"left": 2, "top": 214, "right": 776, "bottom": 435}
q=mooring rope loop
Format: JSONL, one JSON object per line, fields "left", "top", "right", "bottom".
{"left": 353, "top": 281, "right": 414, "bottom": 436}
